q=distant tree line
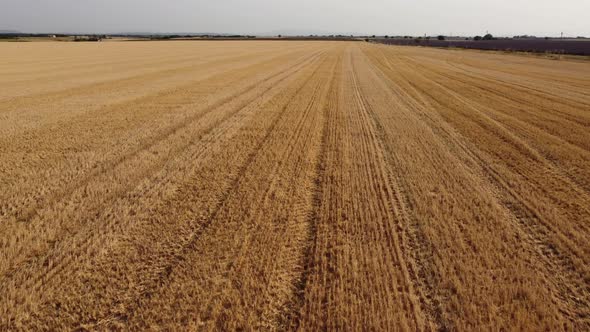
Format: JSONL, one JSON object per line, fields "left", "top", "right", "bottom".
{"left": 74, "top": 35, "right": 106, "bottom": 42}
{"left": 150, "top": 34, "right": 256, "bottom": 40}
{"left": 474, "top": 34, "right": 494, "bottom": 41}
{"left": 372, "top": 33, "right": 495, "bottom": 41}
{"left": 0, "top": 33, "right": 68, "bottom": 39}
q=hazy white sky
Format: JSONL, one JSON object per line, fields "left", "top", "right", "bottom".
{"left": 1, "top": 0, "right": 589, "bottom": 36}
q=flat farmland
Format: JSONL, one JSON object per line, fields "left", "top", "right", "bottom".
{"left": 1, "top": 41, "right": 589, "bottom": 330}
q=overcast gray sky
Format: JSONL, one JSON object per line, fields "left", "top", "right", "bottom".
{"left": 1, "top": 0, "right": 589, "bottom": 37}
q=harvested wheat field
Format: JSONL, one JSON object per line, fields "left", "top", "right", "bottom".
{"left": 1, "top": 40, "right": 589, "bottom": 330}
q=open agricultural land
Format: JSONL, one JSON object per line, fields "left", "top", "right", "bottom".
{"left": 1, "top": 41, "right": 589, "bottom": 330}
